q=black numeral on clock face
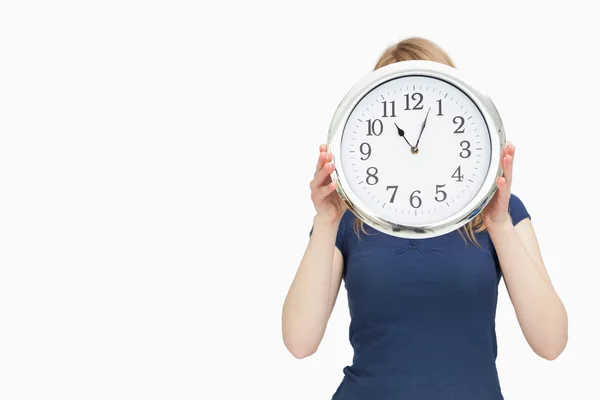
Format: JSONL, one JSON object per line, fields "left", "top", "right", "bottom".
{"left": 453, "top": 116, "right": 465, "bottom": 133}
{"left": 366, "top": 167, "right": 379, "bottom": 185}
{"left": 437, "top": 99, "right": 443, "bottom": 116}
{"left": 382, "top": 101, "right": 396, "bottom": 118}
{"left": 366, "top": 119, "right": 383, "bottom": 136}
{"left": 386, "top": 185, "right": 398, "bottom": 203}
{"left": 359, "top": 142, "right": 371, "bottom": 160}
{"left": 452, "top": 165, "right": 464, "bottom": 182}
{"left": 410, "top": 190, "right": 422, "bottom": 208}
{"left": 435, "top": 184, "right": 447, "bottom": 202}
{"left": 404, "top": 93, "right": 424, "bottom": 110}
{"left": 460, "top": 141, "right": 471, "bottom": 158}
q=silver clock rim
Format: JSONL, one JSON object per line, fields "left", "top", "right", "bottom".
{"left": 327, "top": 60, "right": 505, "bottom": 239}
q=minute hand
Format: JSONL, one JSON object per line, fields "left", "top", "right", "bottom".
{"left": 415, "top": 107, "right": 431, "bottom": 148}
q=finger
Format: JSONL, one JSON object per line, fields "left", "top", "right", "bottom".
{"left": 503, "top": 153, "right": 514, "bottom": 191}
{"left": 496, "top": 176, "right": 511, "bottom": 205}
{"left": 506, "top": 142, "right": 515, "bottom": 157}
{"left": 316, "top": 150, "right": 327, "bottom": 171}
{"left": 312, "top": 161, "right": 335, "bottom": 189}
{"left": 320, "top": 144, "right": 327, "bottom": 153}
{"left": 311, "top": 181, "right": 337, "bottom": 204}
{"left": 322, "top": 180, "right": 337, "bottom": 195}
{"left": 317, "top": 181, "right": 337, "bottom": 201}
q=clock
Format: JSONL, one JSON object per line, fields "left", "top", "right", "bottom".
{"left": 327, "top": 60, "right": 505, "bottom": 239}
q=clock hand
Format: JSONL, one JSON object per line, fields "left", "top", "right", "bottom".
{"left": 415, "top": 107, "right": 431, "bottom": 148}
{"left": 395, "top": 122, "right": 414, "bottom": 148}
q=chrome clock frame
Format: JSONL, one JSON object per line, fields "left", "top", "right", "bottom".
{"left": 327, "top": 60, "right": 505, "bottom": 239}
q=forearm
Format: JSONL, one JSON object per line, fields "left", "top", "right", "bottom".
{"left": 488, "top": 220, "right": 567, "bottom": 359}
{"left": 282, "top": 215, "right": 341, "bottom": 357}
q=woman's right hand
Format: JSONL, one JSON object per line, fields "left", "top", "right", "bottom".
{"left": 310, "top": 144, "right": 347, "bottom": 222}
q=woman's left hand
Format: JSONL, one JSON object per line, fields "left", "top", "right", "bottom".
{"left": 482, "top": 142, "right": 515, "bottom": 228}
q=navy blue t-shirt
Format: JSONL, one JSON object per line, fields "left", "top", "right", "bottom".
{"left": 311, "top": 194, "right": 530, "bottom": 400}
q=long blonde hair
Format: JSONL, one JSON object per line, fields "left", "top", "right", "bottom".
{"left": 353, "top": 37, "right": 486, "bottom": 245}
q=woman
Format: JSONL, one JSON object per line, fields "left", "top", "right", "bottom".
{"left": 281, "top": 38, "right": 568, "bottom": 400}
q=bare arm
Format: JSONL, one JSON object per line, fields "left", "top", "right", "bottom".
{"left": 282, "top": 144, "right": 348, "bottom": 359}
{"left": 282, "top": 216, "right": 344, "bottom": 358}
{"left": 489, "top": 218, "right": 567, "bottom": 360}
{"left": 484, "top": 143, "right": 568, "bottom": 360}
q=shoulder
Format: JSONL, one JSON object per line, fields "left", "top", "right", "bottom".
{"left": 508, "top": 193, "right": 526, "bottom": 211}
{"left": 338, "top": 209, "right": 356, "bottom": 234}
{"left": 508, "top": 193, "right": 531, "bottom": 225}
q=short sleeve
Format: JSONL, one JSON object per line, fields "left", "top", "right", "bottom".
{"left": 309, "top": 210, "right": 350, "bottom": 256}
{"left": 508, "top": 194, "right": 531, "bottom": 226}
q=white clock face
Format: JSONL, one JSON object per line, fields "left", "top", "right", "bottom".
{"left": 340, "top": 75, "right": 492, "bottom": 226}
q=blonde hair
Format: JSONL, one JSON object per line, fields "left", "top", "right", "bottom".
{"left": 353, "top": 37, "right": 486, "bottom": 245}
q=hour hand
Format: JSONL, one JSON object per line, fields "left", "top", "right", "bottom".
{"left": 395, "top": 122, "right": 413, "bottom": 147}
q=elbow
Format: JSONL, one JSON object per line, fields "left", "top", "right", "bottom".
{"left": 287, "top": 344, "right": 318, "bottom": 359}
{"left": 282, "top": 325, "right": 319, "bottom": 359}
{"left": 536, "top": 342, "right": 567, "bottom": 361}
{"left": 281, "top": 306, "right": 323, "bottom": 359}
{"left": 534, "top": 332, "right": 568, "bottom": 361}
{"left": 283, "top": 335, "right": 319, "bottom": 359}
{"left": 537, "top": 348, "right": 563, "bottom": 361}
{"left": 533, "top": 307, "right": 569, "bottom": 361}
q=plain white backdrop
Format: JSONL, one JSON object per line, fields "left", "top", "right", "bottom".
{"left": 1, "top": 1, "right": 599, "bottom": 399}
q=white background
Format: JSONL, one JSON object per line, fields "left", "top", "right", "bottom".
{"left": 0, "top": 1, "right": 598, "bottom": 399}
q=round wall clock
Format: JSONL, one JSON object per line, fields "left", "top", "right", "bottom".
{"left": 327, "top": 60, "right": 505, "bottom": 238}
